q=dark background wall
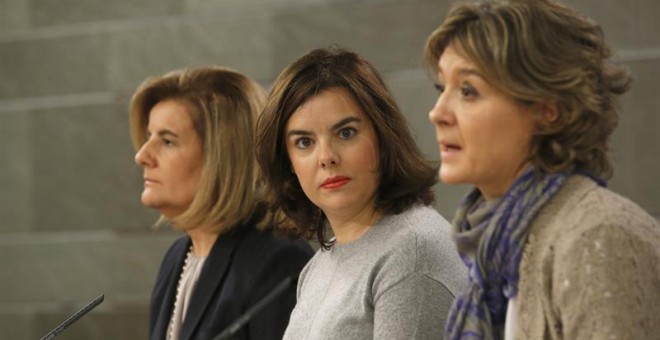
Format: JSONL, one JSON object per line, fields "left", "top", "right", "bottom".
{"left": 1, "top": 0, "right": 658, "bottom": 338}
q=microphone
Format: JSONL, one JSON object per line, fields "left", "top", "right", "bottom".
{"left": 212, "top": 276, "right": 294, "bottom": 340}
{"left": 39, "top": 294, "right": 105, "bottom": 340}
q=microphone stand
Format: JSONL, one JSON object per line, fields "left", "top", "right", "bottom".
{"left": 39, "top": 294, "right": 105, "bottom": 340}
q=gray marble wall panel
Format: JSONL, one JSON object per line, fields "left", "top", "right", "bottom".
{"left": 0, "top": 35, "right": 108, "bottom": 99}
{"left": 0, "top": 0, "right": 29, "bottom": 31}
{"left": 0, "top": 313, "right": 33, "bottom": 339}
{"left": 31, "top": 103, "right": 157, "bottom": 231}
{"left": 385, "top": 69, "right": 439, "bottom": 160}
{"left": 32, "top": 307, "right": 150, "bottom": 339}
{"left": 107, "top": 13, "right": 276, "bottom": 94}
{"left": 567, "top": 0, "right": 660, "bottom": 51}
{"left": 270, "top": 0, "right": 449, "bottom": 75}
{"left": 0, "top": 111, "right": 33, "bottom": 231}
{"left": 0, "top": 230, "right": 176, "bottom": 302}
{"left": 28, "top": 0, "right": 183, "bottom": 27}
{"left": 610, "top": 58, "right": 660, "bottom": 218}
{"left": 184, "top": 0, "right": 338, "bottom": 12}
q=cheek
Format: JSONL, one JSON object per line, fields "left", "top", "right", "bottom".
{"left": 358, "top": 137, "right": 380, "bottom": 172}
{"left": 288, "top": 154, "right": 313, "bottom": 185}
{"left": 286, "top": 151, "right": 301, "bottom": 175}
{"left": 179, "top": 169, "right": 201, "bottom": 198}
{"left": 181, "top": 158, "right": 203, "bottom": 191}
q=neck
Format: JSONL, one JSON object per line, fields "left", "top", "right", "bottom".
{"left": 186, "top": 227, "right": 219, "bottom": 257}
{"left": 479, "top": 163, "right": 531, "bottom": 200}
{"left": 326, "top": 206, "right": 381, "bottom": 245}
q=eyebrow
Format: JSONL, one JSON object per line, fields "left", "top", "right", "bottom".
{"left": 286, "top": 116, "right": 361, "bottom": 138}
{"left": 147, "top": 129, "right": 179, "bottom": 138}
{"left": 438, "top": 67, "right": 485, "bottom": 79}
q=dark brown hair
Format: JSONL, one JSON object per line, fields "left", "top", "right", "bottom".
{"left": 256, "top": 46, "right": 436, "bottom": 249}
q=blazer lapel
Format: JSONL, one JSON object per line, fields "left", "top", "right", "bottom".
{"left": 152, "top": 238, "right": 191, "bottom": 340}
{"left": 179, "top": 228, "right": 247, "bottom": 340}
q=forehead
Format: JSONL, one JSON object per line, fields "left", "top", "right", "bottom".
{"left": 148, "top": 99, "right": 196, "bottom": 129}
{"left": 286, "top": 87, "right": 368, "bottom": 127}
{"left": 437, "top": 44, "right": 477, "bottom": 75}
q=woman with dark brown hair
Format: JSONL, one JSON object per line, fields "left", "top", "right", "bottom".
{"left": 256, "top": 46, "right": 465, "bottom": 339}
{"left": 425, "top": 0, "right": 660, "bottom": 339}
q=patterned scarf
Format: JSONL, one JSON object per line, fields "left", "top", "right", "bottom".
{"left": 444, "top": 168, "right": 567, "bottom": 340}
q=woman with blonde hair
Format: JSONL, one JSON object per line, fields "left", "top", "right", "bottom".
{"left": 130, "top": 66, "right": 313, "bottom": 340}
{"left": 425, "top": 0, "right": 660, "bottom": 339}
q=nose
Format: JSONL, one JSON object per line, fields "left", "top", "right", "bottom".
{"left": 318, "top": 141, "right": 339, "bottom": 168}
{"left": 135, "top": 139, "right": 155, "bottom": 167}
{"left": 428, "top": 91, "right": 454, "bottom": 127}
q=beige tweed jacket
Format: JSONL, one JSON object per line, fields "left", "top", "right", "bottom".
{"left": 514, "top": 175, "right": 660, "bottom": 340}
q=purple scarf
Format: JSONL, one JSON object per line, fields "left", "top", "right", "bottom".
{"left": 445, "top": 168, "right": 568, "bottom": 340}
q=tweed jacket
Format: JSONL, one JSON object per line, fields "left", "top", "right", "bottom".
{"left": 514, "top": 175, "right": 660, "bottom": 339}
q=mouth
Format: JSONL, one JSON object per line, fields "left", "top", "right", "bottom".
{"left": 440, "top": 141, "right": 462, "bottom": 152}
{"left": 320, "top": 176, "right": 350, "bottom": 189}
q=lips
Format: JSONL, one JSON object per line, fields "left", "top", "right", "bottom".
{"left": 144, "top": 177, "right": 159, "bottom": 185}
{"left": 320, "top": 176, "right": 350, "bottom": 189}
{"left": 440, "top": 141, "right": 461, "bottom": 152}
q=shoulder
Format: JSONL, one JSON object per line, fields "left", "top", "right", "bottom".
{"left": 554, "top": 180, "right": 659, "bottom": 260}
{"left": 532, "top": 175, "right": 659, "bottom": 249}
{"left": 525, "top": 175, "right": 660, "bottom": 291}
{"left": 236, "top": 227, "right": 314, "bottom": 267}
{"left": 230, "top": 227, "right": 314, "bottom": 301}
{"left": 522, "top": 176, "right": 660, "bottom": 337}
{"left": 380, "top": 205, "right": 451, "bottom": 243}
{"left": 295, "top": 248, "right": 324, "bottom": 288}
{"left": 373, "top": 205, "right": 466, "bottom": 295}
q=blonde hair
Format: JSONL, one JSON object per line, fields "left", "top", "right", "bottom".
{"left": 425, "top": 0, "right": 632, "bottom": 178}
{"left": 129, "top": 66, "right": 269, "bottom": 233}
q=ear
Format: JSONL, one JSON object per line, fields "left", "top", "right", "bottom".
{"left": 537, "top": 100, "right": 559, "bottom": 124}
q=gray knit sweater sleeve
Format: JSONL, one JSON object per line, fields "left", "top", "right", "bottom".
{"left": 283, "top": 205, "right": 466, "bottom": 340}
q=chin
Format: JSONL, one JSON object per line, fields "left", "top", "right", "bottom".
{"left": 438, "top": 168, "right": 463, "bottom": 185}
{"left": 140, "top": 195, "right": 161, "bottom": 210}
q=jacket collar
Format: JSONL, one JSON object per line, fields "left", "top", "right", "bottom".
{"left": 179, "top": 226, "right": 250, "bottom": 340}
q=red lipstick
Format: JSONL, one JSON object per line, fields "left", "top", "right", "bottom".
{"left": 320, "top": 176, "right": 350, "bottom": 189}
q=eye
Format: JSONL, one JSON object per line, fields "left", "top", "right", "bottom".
{"left": 163, "top": 138, "right": 175, "bottom": 146}
{"left": 434, "top": 83, "right": 445, "bottom": 93}
{"left": 294, "top": 137, "right": 313, "bottom": 149}
{"left": 338, "top": 127, "right": 356, "bottom": 139}
{"left": 460, "top": 83, "right": 479, "bottom": 98}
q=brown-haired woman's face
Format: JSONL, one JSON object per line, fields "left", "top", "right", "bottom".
{"left": 284, "top": 87, "right": 380, "bottom": 220}
{"left": 428, "top": 45, "right": 537, "bottom": 199}
{"left": 134, "top": 99, "right": 203, "bottom": 218}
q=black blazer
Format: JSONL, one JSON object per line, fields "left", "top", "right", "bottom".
{"left": 150, "top": 226, "right": 314, "bottom": 340}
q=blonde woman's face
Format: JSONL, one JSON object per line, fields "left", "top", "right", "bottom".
{"left": 134, "top": 99, "right": 203, "bottom": 218}
{"left": 428, "top": 45, "right": 537, "bottom": 199}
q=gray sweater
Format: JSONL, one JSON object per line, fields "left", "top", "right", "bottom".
{"left": 283, "top": 205, "right": 466, "bottom": 340}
